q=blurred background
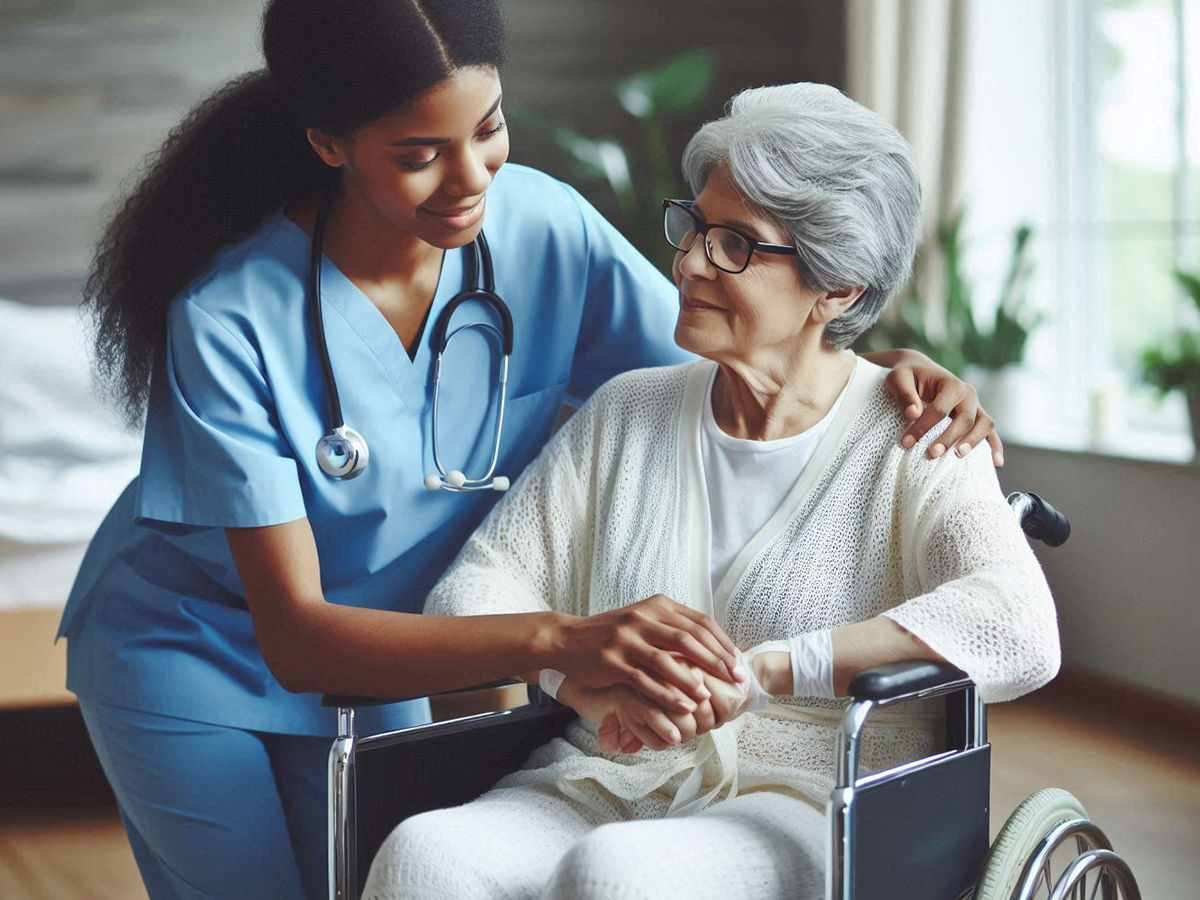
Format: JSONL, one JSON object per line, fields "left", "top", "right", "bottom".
{"left": 0, "top": 0, "right": 1196, "bottom": 897}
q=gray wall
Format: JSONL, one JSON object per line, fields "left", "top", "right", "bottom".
{"left": 0, "top": 0, "right": 261, "bottom": 306}
{"left": 503, "top": 1, "right": 844, "bottom": 221}
{"left": 999, "top": 445, "right": 1200, "bottom": 706}
{"left": 0, "top": 0, "right": 845, "bottom": 306}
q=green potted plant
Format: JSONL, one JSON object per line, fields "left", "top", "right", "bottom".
{"left": 514, "top": 49, "right": 715, "bottom": 274}
{"left": 859, "top": 210, "right": 1042, "bottom": 427}
{"left": 1139, "top": 268, "right": 1200, "bottom": 461}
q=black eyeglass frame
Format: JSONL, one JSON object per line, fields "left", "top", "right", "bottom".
{"left": 662, "top": 199, "right": 800, "bottom": 274}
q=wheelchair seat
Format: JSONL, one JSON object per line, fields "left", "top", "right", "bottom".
{"left": 323, "top": 492, "right": 1140, "bottom": 900}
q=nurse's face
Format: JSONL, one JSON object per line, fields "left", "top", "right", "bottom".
{"left": 310, "top": 65, "right": 509, "bottom": 250}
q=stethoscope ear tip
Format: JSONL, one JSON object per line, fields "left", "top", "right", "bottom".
{"left": 446, "top": 470, "right": 468, "bottom": 488}
{"left": 492, "top": 476, "right": 510, "bottom": 492}
{"left": 424, "top": 473, "right": 443, "bottom": 491}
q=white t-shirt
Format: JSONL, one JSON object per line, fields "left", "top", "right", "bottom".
{"left": 700, "top": 367, "right": 848, "bottom": 592}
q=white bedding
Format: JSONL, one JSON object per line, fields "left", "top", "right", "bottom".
{"left": 0, "top": 297, "right": 141, "bottom": 610}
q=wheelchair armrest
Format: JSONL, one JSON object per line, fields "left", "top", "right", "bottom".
{"left": 321, "top": 678, "right": 523, "bottom": 708}
{"left": 848, "top": 660, "right": 971, "bottom": 704}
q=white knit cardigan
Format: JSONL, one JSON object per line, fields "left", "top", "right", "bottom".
{"left": 423, "top": 357, "right": 1060, "bottom": 819}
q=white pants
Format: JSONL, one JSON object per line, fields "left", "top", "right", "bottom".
{"left": 360, "top": 783, "right": 826, "bottom": 900}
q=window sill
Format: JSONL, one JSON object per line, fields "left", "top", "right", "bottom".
{"left": 1004, "top": 422, "right": 1197, "bottom": 468}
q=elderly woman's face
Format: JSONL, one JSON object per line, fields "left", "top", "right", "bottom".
{"left": 671, "top": 167, "right": 822, "bottom": 366}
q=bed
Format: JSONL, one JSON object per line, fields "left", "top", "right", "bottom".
{"left": 0, "top": 297, "right": 142, "bottom": 708}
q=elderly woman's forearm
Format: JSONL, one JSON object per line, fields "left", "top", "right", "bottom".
{"left": 829, "top": 617, "right": 946, "bottom": 697}
{"left": 749, "top": 618, "right": 944, "bottom": 699}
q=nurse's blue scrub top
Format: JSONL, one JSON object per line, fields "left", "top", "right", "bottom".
{"left": 59, "top": 164, "right": 690, "bottom": 736}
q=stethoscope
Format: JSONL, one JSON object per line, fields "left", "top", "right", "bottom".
{"left": 308, "top": 190, "right": 513, "bottom": 492}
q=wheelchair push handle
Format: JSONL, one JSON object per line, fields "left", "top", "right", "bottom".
{"left": 1008, "top": 490, "right": 1071, "bottom": 546}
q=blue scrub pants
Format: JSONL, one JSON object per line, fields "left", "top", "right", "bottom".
{"left": 76, "top": 696, "right": 329, "bottom": 900}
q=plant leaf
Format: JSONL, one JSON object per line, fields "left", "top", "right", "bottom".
{"left": 617, "top": 49, "right": 714, "bottom": 119}
{"left": 551, "top": 129, "right": 632, "bottom": 196}
{"left": 1172, "top": 268, "right": 1200, "bottom": 316}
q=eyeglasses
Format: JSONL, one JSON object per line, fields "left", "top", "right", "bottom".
{"left": 662, "top": 199, "right": 799, "bottom": 274}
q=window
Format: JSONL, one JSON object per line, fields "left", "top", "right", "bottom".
{"left": 961, "top": 0, "right": 1198, "bottom": 460}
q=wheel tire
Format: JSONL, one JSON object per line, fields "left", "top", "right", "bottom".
{"left": 973, "top": 788, "right": 1089, "bottom": 900}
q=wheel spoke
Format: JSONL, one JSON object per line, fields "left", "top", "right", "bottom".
{"left": 1074, "top": 832, "right": 1089, "bottom": 900}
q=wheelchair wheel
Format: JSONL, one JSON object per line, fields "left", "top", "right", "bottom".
{"left": 973, "top": 788, "right": 1092, "bottom": 900}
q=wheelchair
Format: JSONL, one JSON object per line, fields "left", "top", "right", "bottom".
{"left": 323, "top": 493, "right": 1143, "bottom": 900}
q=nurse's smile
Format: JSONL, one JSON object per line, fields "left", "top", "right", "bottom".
{"left": 420, "top": 196, "right": 486, "bottom": 232}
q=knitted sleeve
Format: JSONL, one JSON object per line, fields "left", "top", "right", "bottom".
{"left": 423, "top": 396, "right": 600, "bottom": 620}
{"left": 882, "top": 439, "right": 1061, "bottom": 703}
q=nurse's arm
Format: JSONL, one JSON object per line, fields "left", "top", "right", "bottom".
{"left": 226, "top": 518, "right": 738, "bottom": 708}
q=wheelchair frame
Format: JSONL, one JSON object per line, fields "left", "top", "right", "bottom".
{"left": 324, "top": 491, "right": 1140, "bottom": 900}
{"left": 325, "top": 660, "right": 988, "bottom": 900}
{"left": 829, "top": 662, "right": 988, "bottom": 900}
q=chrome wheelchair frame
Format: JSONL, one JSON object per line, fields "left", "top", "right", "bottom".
{"left": 323, "top": 493, "right": 1142, "bottom": 900}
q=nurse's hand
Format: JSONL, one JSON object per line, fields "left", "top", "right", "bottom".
{"left": 555, "top": 594, "right": 745, "bottom": 715}
{"left": 863, "top": 348, "right": 1005, "bottom": 467}
{"left": 598, "top": 659, "right": 753, "bottom": 754}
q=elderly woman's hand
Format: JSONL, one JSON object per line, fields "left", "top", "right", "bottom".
{"left": 866, "top": 349, "right": 1004, "bottom": 466}
{"left": 567, "top": 682, "right": 699, "bottom": 752}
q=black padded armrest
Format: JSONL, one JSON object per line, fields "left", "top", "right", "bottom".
{"left": 321, "top": 678, "right": 522, "bottom": 708}
{"left": 848, "top": 660, "right": 970, "bottom": 703}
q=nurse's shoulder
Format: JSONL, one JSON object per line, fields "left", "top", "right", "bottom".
{"left": 485, "top": 163, "right": 607, "bottom": 249}
{"left": 165, "top": 211, "right": 307, "bottom": 354}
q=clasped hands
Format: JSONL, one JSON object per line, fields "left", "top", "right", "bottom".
{"left": 583, "top": 655, "right": 773, "bottom": 754}
{"left": 549, "top": 593, "right": 790, "bottom": 754}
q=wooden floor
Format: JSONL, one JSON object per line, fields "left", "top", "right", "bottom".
{"left": 1, "top": 675, "right": 1196, "bottom": 899}
{"left": 987, "top": 673, "right": 1200, "bottom": 899}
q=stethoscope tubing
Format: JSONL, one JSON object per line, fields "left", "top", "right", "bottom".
{"left": 430, "top": 323, "right": 509, "bottom": 490}
{"left": 309, "top": 186, "right": 346, "bottom": 431}
{"left": 308, "top": 188, "right": 513, "bottom": 488}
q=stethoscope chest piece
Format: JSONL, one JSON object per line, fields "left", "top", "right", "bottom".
{"left": 315, "top": 424, "right": 370, "bottom": 480}
{"left": 307, "top": 188, "right": 513, "bottom": 491}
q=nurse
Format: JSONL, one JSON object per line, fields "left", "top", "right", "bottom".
{"left": 60, "top": 1, "right": 1003, "bottom": 898}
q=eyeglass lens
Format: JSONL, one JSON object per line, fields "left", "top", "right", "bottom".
{"left": 663, "top": 204, "right": 752, "bottom": 273}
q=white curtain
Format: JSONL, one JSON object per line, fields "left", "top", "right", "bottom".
{"left": 845, "top": 0, "right": 972, "bottom": 328}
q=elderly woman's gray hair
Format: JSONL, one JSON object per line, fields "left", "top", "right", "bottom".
{"left": 682, "top": 83, "right": 922, "bottom": 348}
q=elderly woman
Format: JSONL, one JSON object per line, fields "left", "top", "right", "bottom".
{"left": 362, "top": 83, "right": 1059, "bottom": 900}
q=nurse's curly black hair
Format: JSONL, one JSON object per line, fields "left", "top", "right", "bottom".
{"left": 86, "top": 0, "right": 507, "bottom": 426}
